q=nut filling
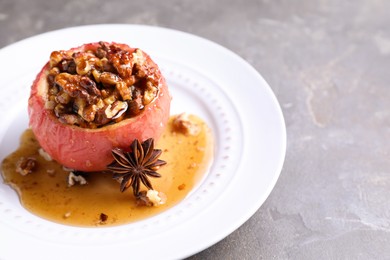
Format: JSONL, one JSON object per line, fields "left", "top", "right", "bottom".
{"left": 46, "top": 42, "right": 160, "bottom": 128}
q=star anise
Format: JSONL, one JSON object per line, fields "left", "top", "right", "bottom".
{"left": 107, "top": 138, "right": 166, "bottom": 197}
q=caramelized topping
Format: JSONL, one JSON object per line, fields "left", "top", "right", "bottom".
{"left": 46, "top": 42, "right": 160, "bottom": 128}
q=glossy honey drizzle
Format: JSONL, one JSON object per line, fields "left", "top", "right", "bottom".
{"left": 1, "top": 115, "right": 213, "bottom": 227}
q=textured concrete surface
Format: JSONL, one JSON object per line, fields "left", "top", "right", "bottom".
{"left": 1, "top": 0, "right": 390, "bottom": 259}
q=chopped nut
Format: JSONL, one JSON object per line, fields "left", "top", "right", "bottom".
{"left": 143, "top": 83, "right": 158, "bottom": 105}
{"left": 16, "top": 157, "right": 37, "bottom": 176}
{"left": 55, "top": 90, "right": 71, "bottom": 104}
{"left": 172, "top": 113, "right": 201, "bottom": 136}
{"left": 103, "top": 95, "right": 117, "bottom": 105}
{"left": 136, "top": 190, "right": 167, "bottom": 207}
{"left": 73, "top": 52, "right": 97, "bottom": 75}
{"left": 38, "top": 148, "right": 52, "bottom": 161}
{"left": 132, "top": 49, "right": 144, "bottom": 65}
{"left": 73, "top": 97, "right": 86, "bottom": 117}
{"left": 99, "top": 213, "right": 108, "bottom": 223}
{"left": 101, "top": 57, "right": 115, "bottom": 72}
{"left": 67, "top": 171, "right": 88, "bottom": 187}
{"left": 54, "top": 103, "right": 66, "bottom": 117}
{"left": 54, "top": 73, "right": 82, "bottom": 96}
{"left": 91, "top": 69, "right": 101, "bottom": 82}
{"left": 79, "top": 77, "right": 101, "bottom": 97}
{"left": 99, "top": 72, "right": 121, "bottom": 85}
{"left": 137, "top": 192, "right": 153, "bottom": 206}
{"left": 81, "top": 104, "right": 98, "bottom": 122}
{"left": 115, "top": 81, "right": 132, "bottom": 100}
{"left": 126, "top": 100, "right": 141, "bottom": 116}
{"left": 110, "top": 50, "right": 133, "bottom": 79}
{"left": 59, "top": 114, "right": 81, "bottom": 125}
{"left": 58, "top": 59, "right": 76, "bottom": 74}
{"left": 48, "top": 67, "right": 60, "bottom": 81}
{"left": 95, "top": 47, "right": 107, "bottom": 59}
{"left": 49, "top": 50, "right": 66, "bottom": 67}
{"left": 104, "top": 101, "right": 128, "bottom": 119}
{"left": 94, "top": 109, "right": 111, "bottom": 126}
{"left": 46, "top": 42, "right": 162, "bottom": 128}
{"left": 44, "top": 100, "right": 56, "bottom": 110}
{"left": 95, "top": 98, "right": 105, "bottom": 109}
{"left": 124, "top": 75, "right": 136, "bottom": 86}
{"left": 147, "top": 190, "right": 167, "bottom": 206}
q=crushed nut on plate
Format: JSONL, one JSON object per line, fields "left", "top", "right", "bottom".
{"left": 172, "top": 113, "right": 201, "bottom": 136}
{"left": 137, "top": 190, "right": 167, "bottom": 207}
{"left": 67, "top": 171, "right": 88, "bottom": 187}
{"left": 99, "top": 213, "right": 108, "bottom": 223}
{"left": 15, "top": 157, "right": 37, "bottom": 176}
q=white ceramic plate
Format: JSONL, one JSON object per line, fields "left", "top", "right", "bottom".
{"left": 0, "top": 24, "right": 286, "bottom": 260}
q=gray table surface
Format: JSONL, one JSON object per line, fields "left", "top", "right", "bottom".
{"left": 1, "top": 0, "right": 389, "bottom": 259}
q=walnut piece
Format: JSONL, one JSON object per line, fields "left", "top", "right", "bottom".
{"left": 147, "top": 190, "right": 167, "bottom": 205}
{"left": 137, "top": 190, "right": 167, "bottom": 207}
{"left": 67, "top": 172, "right": 88, "bottom": 187}
{"left": 104, "top": 100, "right": 128, "bottom": 119}
{"left": 172, "top": 113, "right": 201, "bottom": 136}
{"left": 46, "top": 42, "right": 160, "bottom": 128}
{"left": 16, "top": 157, "right": 37, "bottom": 176}
{"left": 99, "top": 213, "right": 108, "bottom": 223}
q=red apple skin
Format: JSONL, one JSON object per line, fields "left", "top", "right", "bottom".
{"left": 28, "top": 43, "right": 171, "bottom": 172}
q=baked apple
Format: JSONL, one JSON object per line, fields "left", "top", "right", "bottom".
{"left": 28, "top": 42, "right": 171, "bottom": 172}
